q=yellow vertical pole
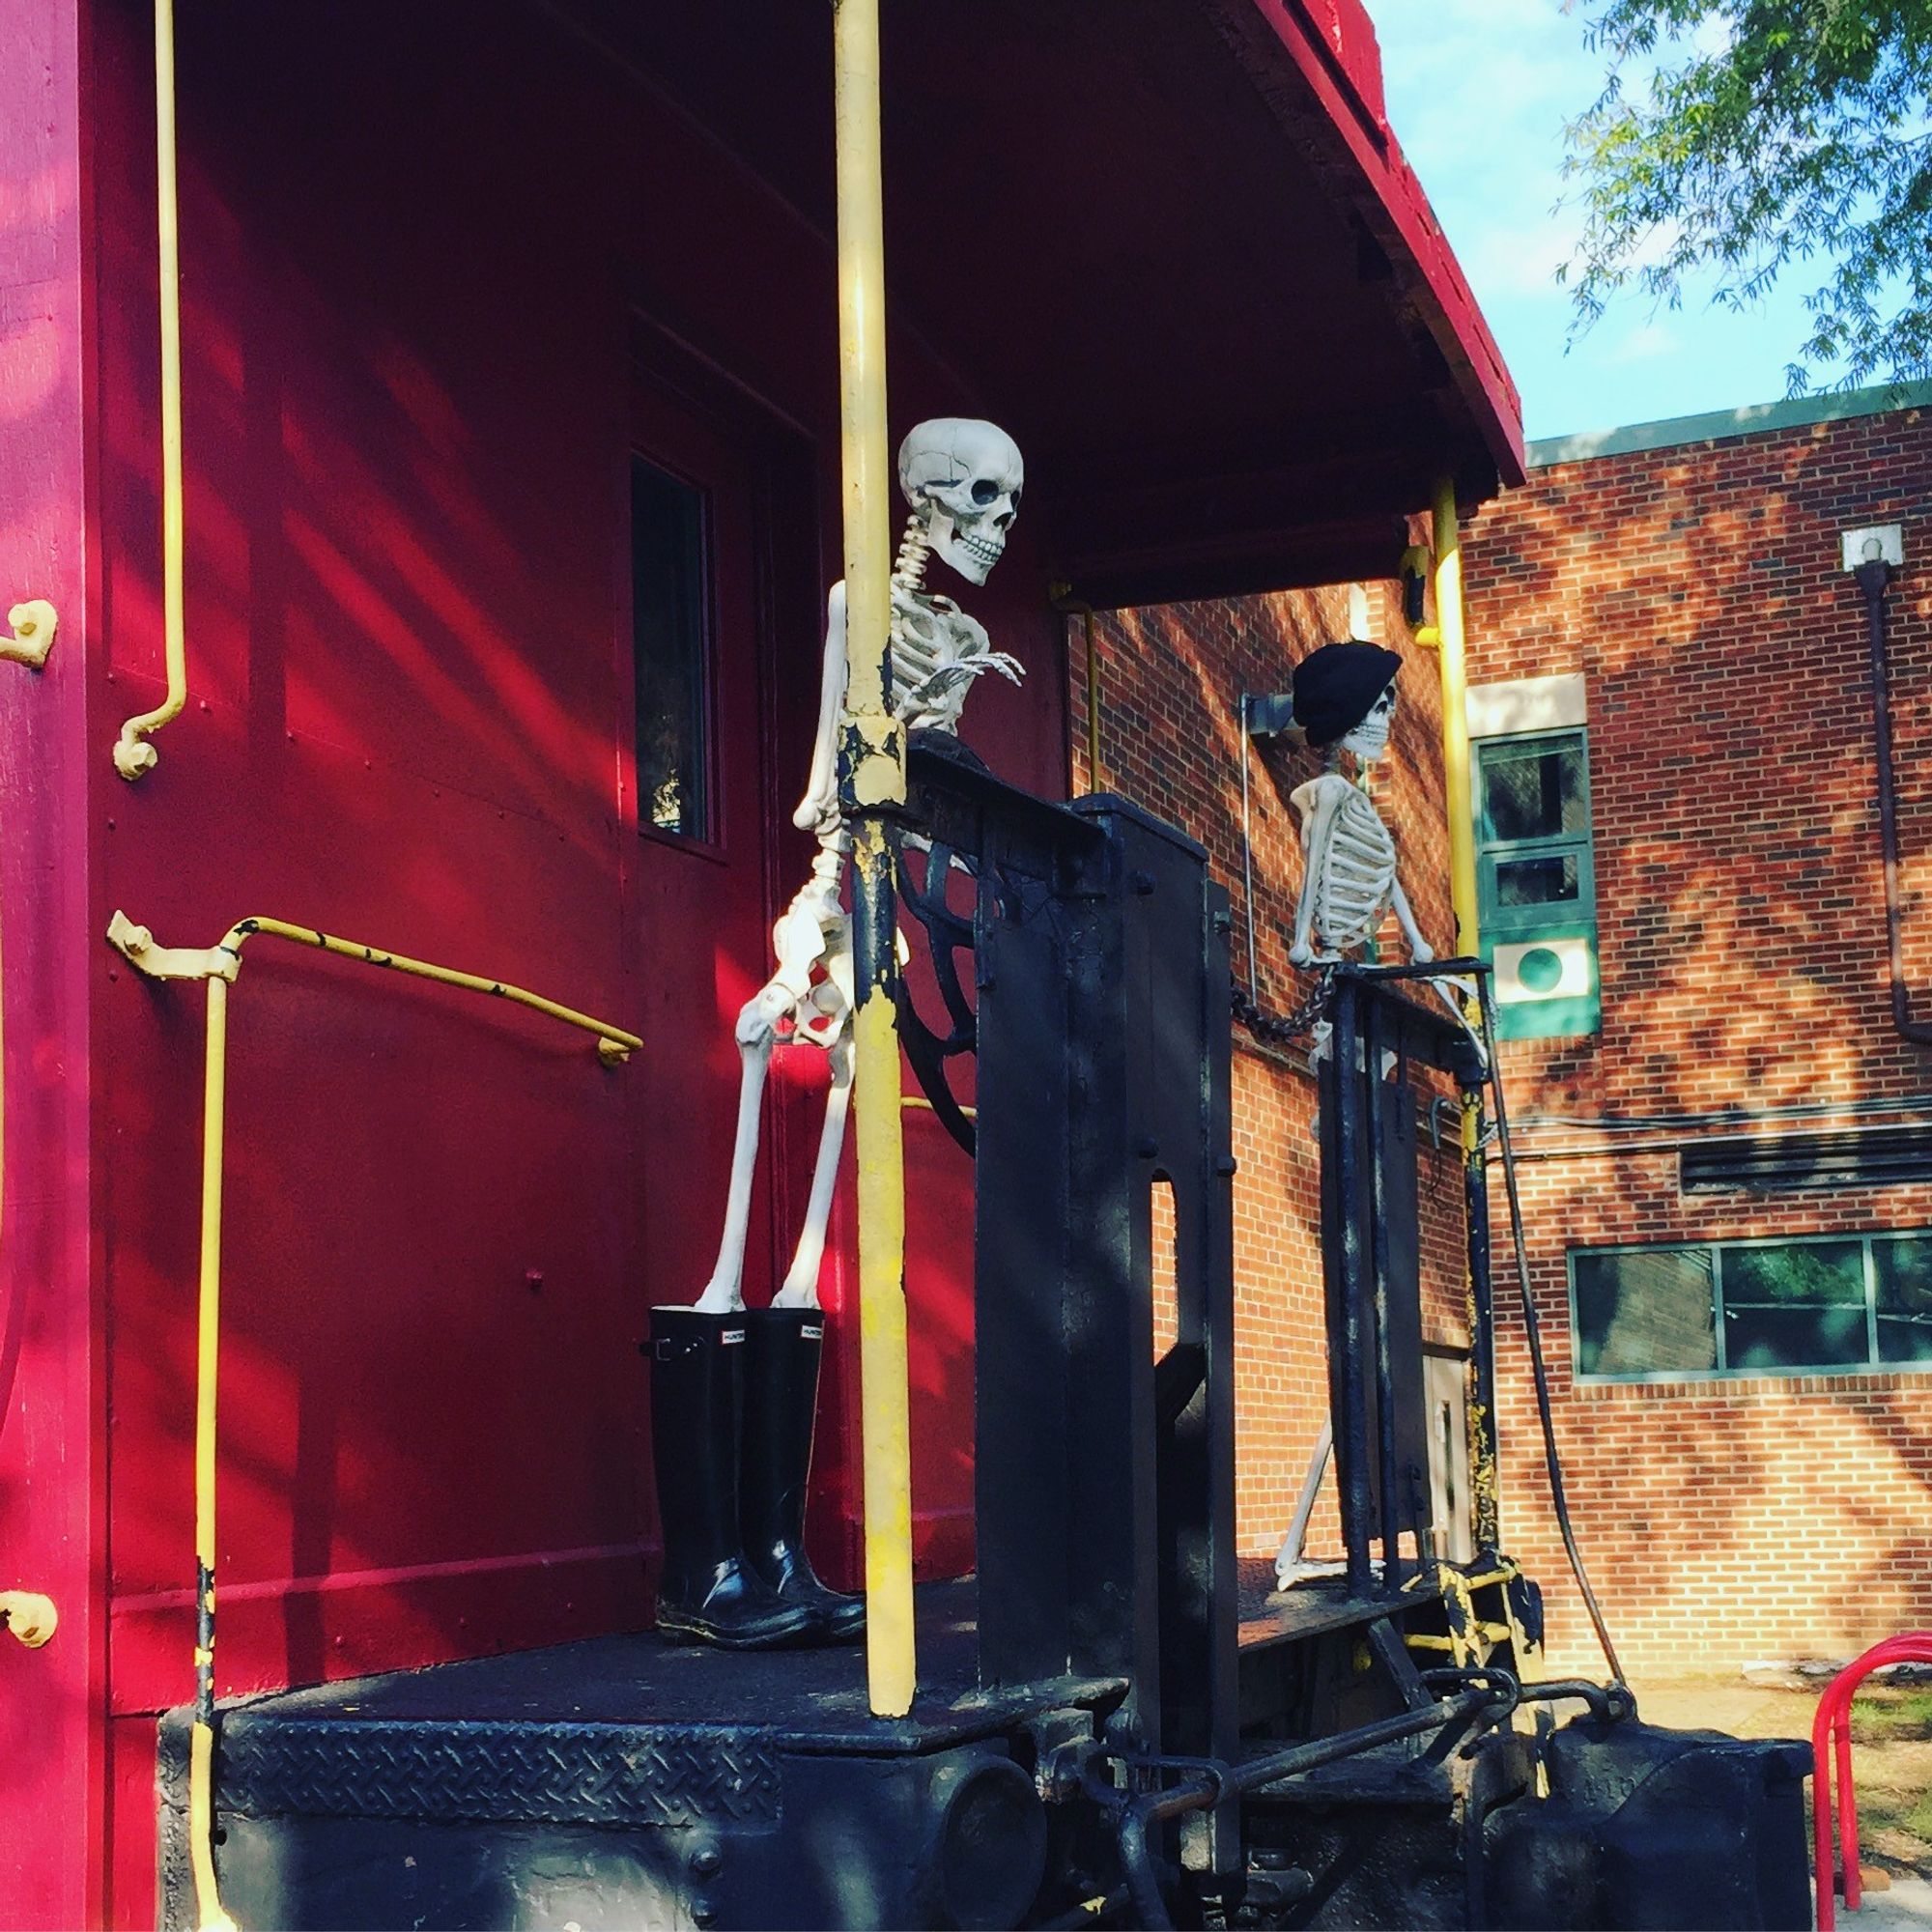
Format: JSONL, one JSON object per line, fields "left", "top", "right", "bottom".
{"left": 832, "top": 0, "right": 916, "bottom": 1719}
{"left": 1432, "top": 478, "right": 1477, "bottom": 958}
{"left": 189, "top": 977, "right": 238, "bottom": 1932}
{"left": 1433, "top": 476, "right": 1499, "bottom": 1554}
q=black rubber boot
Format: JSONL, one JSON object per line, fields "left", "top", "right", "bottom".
{"left": 740, "top": 1306, "right": 866, "bottom": 1644}
{"left": 647, "top": 1307, "right": 818, "bottom": 1649}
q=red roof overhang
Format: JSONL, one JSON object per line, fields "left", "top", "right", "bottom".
{"left": 569, "top": 0, "right": 1523, "bottom": 606}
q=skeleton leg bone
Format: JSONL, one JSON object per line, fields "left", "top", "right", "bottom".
{"left": 692, "top": 998, "right": 786, "bottom": 1315}
{"left": 773, "top": 1033, "right": 853, "bottom": 1310}
{"left": 694, "top": 839, "right": 849, "bottom": 1316}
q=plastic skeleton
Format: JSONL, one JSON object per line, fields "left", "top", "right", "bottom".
{"left": 694, "top": 418, "right": 1024, "bottom": 1315}
{"left": 1287, "top": 669, "right": 1474, "bottom": 1044}
{"left": 1272, "top": 661, "right": 1468, "bottom": 1589}
{"left": 1287, "top": 681, "right": 1433, "bottom": 970}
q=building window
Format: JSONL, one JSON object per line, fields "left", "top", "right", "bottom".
{"left": 1475, "top": 727, "right": 1599, "bottom": 1039}
{"left": 631, "top": 456, "right": 713, "bottom": 840}
{"left": 1570, "top": 1232, "right": 1932, "bottom": 1381}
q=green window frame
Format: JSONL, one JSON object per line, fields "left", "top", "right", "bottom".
{"left": 1568, "top": 1230, "right": 1932, "bottom": 1382}
{"left": 1474, "top": 727, "right": 1599, "bottom": 1039}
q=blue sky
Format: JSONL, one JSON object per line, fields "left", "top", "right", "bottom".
{"left": 1361, "top": 0, "right": 1836, "bottom": 443}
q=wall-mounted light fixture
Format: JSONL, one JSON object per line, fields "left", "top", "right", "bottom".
{"left": 1239, "top": 689, "right": 1297, "bottom": 1000}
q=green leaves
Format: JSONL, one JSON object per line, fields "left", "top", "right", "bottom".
{"left": 1565, "top": 0, "right": 1932, "bottom": 390}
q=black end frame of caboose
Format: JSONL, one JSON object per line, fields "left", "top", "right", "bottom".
{"left": 901, "top": 745, "right": 1813, "bottom": 1931}
{"left": 901, "top": 741, "right": 1242, "bottom": 1791}
{"left": 1319, "top": 959, "right": 1496, "bottom": 1599}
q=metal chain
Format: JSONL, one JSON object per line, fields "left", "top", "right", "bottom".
{"left": 1231, "top": 966, "right": 1333, "bottom": 1046}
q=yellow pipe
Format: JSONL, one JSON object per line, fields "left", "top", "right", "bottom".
{"left": 106, "top": 913, "right": 637, "bottom": 1929}
{"left": 1431, "top": 479, "right": 1478, "bottom": 961}
{"left": 1049, "top": 583, "right": 1102, "bottom": 793}
{"left": 832, "top": 0, "right": 916, "bottom": 1719}
{"left": 116, "top": 0, "right": 190, "bottom": 781}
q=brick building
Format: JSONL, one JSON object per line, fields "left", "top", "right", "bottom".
{"left": 1078, "top": 378, "right": 1932, "bottom": 1682}
{"left": 1462, "top": 381, "right": 1932, "bottom": 1675}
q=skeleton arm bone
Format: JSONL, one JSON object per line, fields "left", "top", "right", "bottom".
{"left": 794, "top": 582, "right": 847, "bottom": 836}
{"left": 1388, "top": 874, "right": 1485, "bottom": 1046}
{"left": 741, "top": 844, "right": 848, "bottom": 1049}
{"left": 1388, "top": 875, "right": 1433, "bottom": 964}
{"left": 1288, "top": 778, "right": 1349, "bottom": 967}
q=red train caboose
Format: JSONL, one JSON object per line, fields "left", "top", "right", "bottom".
{"left": 0, "top": 4, "right": 1810, "bottom": 1927}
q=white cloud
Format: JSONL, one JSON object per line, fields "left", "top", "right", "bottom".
{"left": 1602, "top": 319, "right": 1680, "bottom": 364}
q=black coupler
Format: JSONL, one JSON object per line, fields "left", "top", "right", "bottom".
{"left": 1485, "top": 1719, "right": 1813, "bottom": 1931}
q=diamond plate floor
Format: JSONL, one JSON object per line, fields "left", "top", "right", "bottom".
{"left": 205, "top": 1578, "right": 1124, "bottom": 1757}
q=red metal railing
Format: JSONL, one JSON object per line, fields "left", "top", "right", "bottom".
{"left": 1813, "top": 1634, "right": 1932, "bottom": 1930}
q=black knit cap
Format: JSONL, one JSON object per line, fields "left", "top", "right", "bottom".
{"left": 1291, "top": 640, "right": 1403, "bottom": 748}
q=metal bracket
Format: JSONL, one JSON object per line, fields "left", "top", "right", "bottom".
{"left": 106, "top": 910, "right": 241, "bottom": 983}
{"left": 1, "top": 601, "right": 57, "bottom": 669}
{"left": 0, "top": 1591, "right": 57, "bottom": 1648}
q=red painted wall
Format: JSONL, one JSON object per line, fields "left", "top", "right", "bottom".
{"left": 5, "top": 1, "right": 1066, "bottom": 1919}
{"left": 0, "top": 4, "right": 106, "bottom": 1924}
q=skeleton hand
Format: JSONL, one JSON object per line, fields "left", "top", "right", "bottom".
{"left": 734, "top": 848, "right": 851, "bottom": 1055}
{"left": 899, "top": 650, "right": 1024, "bottom": 714}
{"left": 735, "top": 948, "right": 851, "bottom": 1055}
{"left": 735, "top": 979, "right": 799, "bottom": 1052}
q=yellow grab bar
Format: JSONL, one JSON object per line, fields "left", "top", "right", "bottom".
{"left": 107, "top": 909, "right": 639, "bottom": 1932}
{"left": 116, "top": 0, "right": 191, "bottom": 780}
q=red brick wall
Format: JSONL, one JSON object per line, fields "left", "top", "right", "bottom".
{"left": 1072, "top": 582, "right": 1468, "bottom": 1561}
{"left": 1465, "top": 399, "right": 1932, "bottom": 1673}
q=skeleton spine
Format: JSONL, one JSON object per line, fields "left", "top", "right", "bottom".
{"left": 885, "top": 513, "right": 933, "bottom": 717}
{"left": 893, "top": 513, "right": 930, "bottom": 600}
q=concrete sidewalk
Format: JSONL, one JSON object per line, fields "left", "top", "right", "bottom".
{"left": 1839, "top": 1874, "right": 1932, "bottom": 1930}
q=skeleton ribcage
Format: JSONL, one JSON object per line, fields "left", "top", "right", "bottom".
{"left": 890, "top": 593, "right": 987, "bottom": 734}
{"left": 1308, "top": 781, "right": 1397, "bottom": 953}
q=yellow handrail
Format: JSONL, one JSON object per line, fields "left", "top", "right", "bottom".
{"left": 832, "top": 0, "right": 917, "bottom": 1721}
{"left": 187, "top": 973, "right": 233, "bottom": 1932}
{"left": 115, "top": 0, "right": 189, "bottom": 780}
{"left": 106, "top": 909, "right": 639, "bottom": 1932}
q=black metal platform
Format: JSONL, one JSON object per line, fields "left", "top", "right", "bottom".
{"left": 193, "top": 1580, "right": 1122, "bottom": 1762}
{"left": 1236, "top": 1558, "right": 1438, "bottom": 1653}
{"left": 158, "top": 1581, "right": 1127, "bottom": 1931}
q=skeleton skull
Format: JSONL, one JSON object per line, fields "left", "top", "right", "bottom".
{"left": 897, "top": 418, "right": 1023, "bottom": 585}
{"left": 1340, "top": 681, "right": 1397, "bottom": 763}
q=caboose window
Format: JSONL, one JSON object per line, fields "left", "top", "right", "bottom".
{"left": 631, "top": 456, "right": 713, "bottom": 840}
{"left": 1571, "top": 1232, "right": 1932, "bottom": 1380}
